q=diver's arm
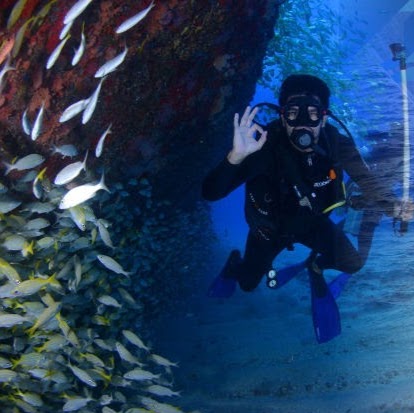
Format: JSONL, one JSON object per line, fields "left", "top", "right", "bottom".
{"left": 202, "top": 106, "right": 268, "bottom": 201}
{"left": 227, "top": 106, "right": 267, "bottom": 164}
{"left": 340, "top": 136, "right": 396, "bottom": 213}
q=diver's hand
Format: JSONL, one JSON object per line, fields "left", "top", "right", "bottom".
{"left": 227, "top": 106, "right": 267, "bottom": 164}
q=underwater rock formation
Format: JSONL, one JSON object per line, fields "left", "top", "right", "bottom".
{"left": 0, "top": 0, "right": 280, "bottom": 184}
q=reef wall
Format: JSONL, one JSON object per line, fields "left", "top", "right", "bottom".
{"left": 0, "top": 0, "right": 280, "bottom": 187}
{"left": 0, "top": 1, "right": 281, "bottom": 316}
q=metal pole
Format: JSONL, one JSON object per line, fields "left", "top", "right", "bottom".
{"left": 390, "top": 43, "right": 410, "bottom": 232}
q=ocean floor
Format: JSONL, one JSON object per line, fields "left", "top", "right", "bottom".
{"left": 153, "top": 219, "right": 414, "bottom": 413}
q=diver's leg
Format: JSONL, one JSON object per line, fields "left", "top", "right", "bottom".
{"left": 237, "top": 230, "right": 283, "bottom": 292}
{"left": 299, "top": 217, "right": 363, "bottom": 274}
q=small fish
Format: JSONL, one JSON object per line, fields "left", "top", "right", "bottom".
{"left": 116, "top": 1, "right": 155, "bottom": 34}
{"left": 140, "top": 397, "right": 184, "bottom": 413}
{"left": 97, "top": 218, "right": 114, "bottom": 248}
{"left": 64, "top": 0, "right": 94, "bottom": 25}
{"left": 32, "top": 167, "right": 48, "bottom": 200}
{"left": 97, "top": 295, "right": 122, "bottom": 308}
{"left": 115, "top": 342, "right": 143, "bottom": 365}
{"left": 97, "top": 254, "right": 130, "bottom": 276}
{"left": 27, "top": 301, "right": 61, "bottom": 336}
{"left": 123, "top": 367, "right": 160, "bottom": 382}
{"left": 60, "top": 19, "right": 74, "bottom": 40}
{"left": 122, "top": 330, "right": 150, "bottom": 352}
{"left": 0, "top": 314, "right": 30, "bottom": 328}
{"left": 95, "top": 47, "right": 127, "bottom": 78}
{"left": 145, "top": 384, "right": 181, "bottom": 397}
{"left": 15, "top": 390, "right": 44, "bottom": 407}
{"left": 9, "top": 273, "right": 60, "bottom": 298}
{"left": 35, "top": 334, "right": 66, "bottom": 352}
{"left": 46, "top": 34, "right": 71, "bottom": 70}
{"left": 69, "top": 206, "right": 86, "bottom": 231}
{"left": 54, "top": 150, "right": 88, "bottom": 186}
{"left": 4, "top": 154, "right": 45, "bottom": 175}
{"left": 150, "top": 353, "right": 178, "bottom": 368}
{"left": 0, "top": 369, "right": 18, "bottom": 382}
{"left": 82, "top": 77, "right": 105, "bottom": 124}
{"left": 6, "top": 0, "right": 28, "bottom": 29}
{"left": 59, "top": 172, "right": 109, "bottom": 209}
{"left": 63, "top": 396, "right": 93, "bottom": 412}
{"left": 21, "top": 109, "right": 31, "bottom": 135}
{"left": 51, "top": 144, "right": 78, "bottom": 158}
{"left": 0, "top": 54, "right": 15, "bottom": 93}
{"left": 68, "top": 363, "right": 97, "bottom": 387}
{"left": 72, "top": 23, "right": 86, "bottom": 66}
{"left": 95, "top": 123, "right": 112, "bottom": 157}
{"left": 59, "top": 98, "right": 90, "bottom": 123}
{"left": 2, "top": 234, "right": 27, "bottom": 251}
{"left": 30, "top": 102, "right": 45, "bottom": 141}
{"left": 0, "top": 257, "right": 21, "bottom": 284}
{"left": 23, "top": 217, "right": 50, "bottom": 230}
{"left": 0, "top": 196, "right": 21, "bottom": 213}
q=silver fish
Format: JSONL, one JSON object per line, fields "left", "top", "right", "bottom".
{"left": 0, "top": 54, "right": 15, "bottom": 94}
{"left": 46, "top": 34, "right": 71, "bottom": 70}
{"left": 82, "top": 77, "right": 105, "bottom": 124}
{"left": 123, "top": 368, "right": 160, "bottom": 381}
{"left": 122, "top": 330, "right": 150, "bottom": 352}
{"left": 95, "top": 123, "right": 112, "bottom": 158}
{"left": 94, "top": 47, "right": 127, "bottom": 78}
{"left": 51, "top": 144, "right": 78, "bottom": 158}
{"left": 54, "top": 151, "right": 88, "bottom": 186}
{"left": 97, "top": 295, "right": 121, "bottom": 308}
{"left": 59, "top": 98, "right": 90, "bottom": 123}
{"left": 64, "top": 0, "right": 94, "bottom": 25}
{"left": 60, "top": 19, "right": 74, "bottom": 40}
{"left": 30, "top": 102, "right": 45, "bottom": 141}
{"left": 68, "top": 363, "right": 97, "bottom": 387}
{"left": 97, "top": 218, "right": 114, "bottom": 248}
{"left": 0, "top": 369, "right": 18, "bottom": 382}
{"left": 96, "top": 254, "right": 130, "bottom": 276}
{"left": 22, "top": 108, "right": 31, "bottom": 135}
{"left": 0, "top": 314, "right": 31, "bottom": 328}
{"left": 72, "top": 25, "right": 86, "bottom": 66}
{"left": 59, "top": 173, "right": 109, "bottom": 209}
{"left": 63, "top": 396, "right": 93, "bottom": 412}
{"left": 115, "top": 1, "right": 155, "bottom": 34}
{"left": 4, "top": 154, "right": 45, "bottom": 175}
{"left": 145, "top": 384, "right": 181, "bottom": 397}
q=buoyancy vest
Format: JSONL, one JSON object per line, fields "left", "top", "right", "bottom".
{"left": 245, "top": 121, "right": 346, "bottom": 231}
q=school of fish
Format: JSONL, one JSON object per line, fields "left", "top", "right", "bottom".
{"left": 0, "top": 1, "right": 198, "bottom": 412}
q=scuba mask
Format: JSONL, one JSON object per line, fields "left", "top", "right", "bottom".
{"left": 281, "top": 96, "right": 327, "bottom": 151}
{"left": 281, "top": 96, "right": 326, "bottom": 128}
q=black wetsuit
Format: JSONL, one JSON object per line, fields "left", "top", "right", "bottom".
{"left": 202, "top": 121, "right": 393, "bottom": 291}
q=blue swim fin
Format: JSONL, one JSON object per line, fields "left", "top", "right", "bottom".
{"left": 309, "top": 271, "right": 341, "bottom": 344}
{"left": 266, "top": 260, "right": 306, "bottom": 289}
{"left": 328, "top": 272, "right": 351, "bottom": 300}
{"left": 207, "top": 275, "right": 237, "bottom": 298}
{"left": 207, "top": 250, "right": 240, "bottom": 298}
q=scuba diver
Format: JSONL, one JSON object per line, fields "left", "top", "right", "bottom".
{"left": 202, "top": 74, "right": 413, "bottom": 343}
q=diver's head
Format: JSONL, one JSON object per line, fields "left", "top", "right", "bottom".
{"left": 279, "top": 74, "right": 330, "bottom": 152}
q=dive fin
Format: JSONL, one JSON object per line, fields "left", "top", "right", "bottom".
{"left": 328, "top": 272, "right": 351, "bottom": 300}
{"left": 207, "top": 275, "right": 237, "bottom": 298}
{"left": 309, "top": 271, "right": 341, "bottom": 344}
{"left": 207, "top": 250, "right": 241, "bottom": 298}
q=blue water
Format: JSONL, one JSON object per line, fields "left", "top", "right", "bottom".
{"left": 153, "top": 2, "right": 414, "bottom": 412}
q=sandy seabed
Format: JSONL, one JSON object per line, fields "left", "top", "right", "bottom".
{"left": 154, "top": 219, "right": 414, "bottom": 413}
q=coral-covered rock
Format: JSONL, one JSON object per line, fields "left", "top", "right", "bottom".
{"left": 0, "top": 0, "right": 280, "bottom": 200}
